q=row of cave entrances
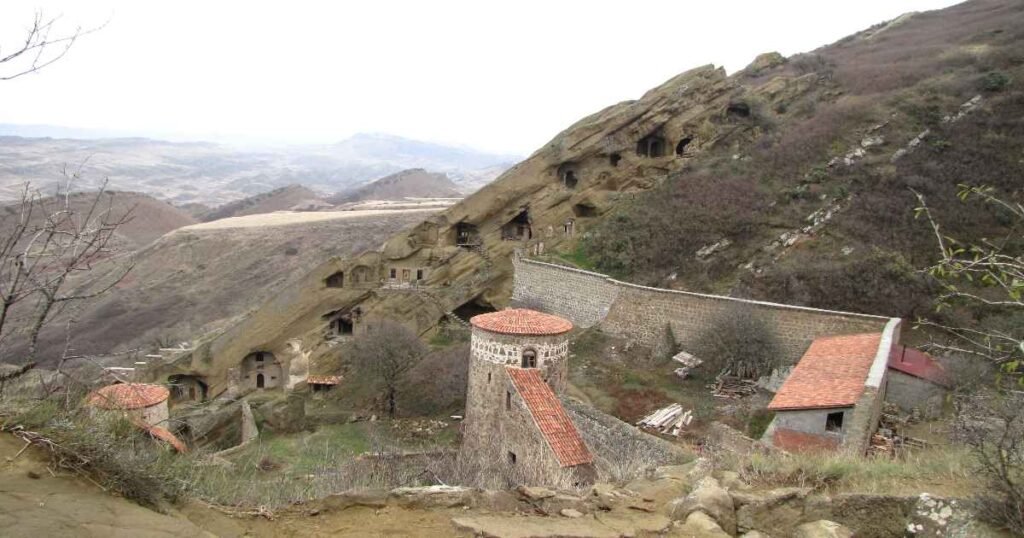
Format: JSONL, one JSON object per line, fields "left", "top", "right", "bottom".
{"left": 455, "top": 204, "right": 597, "bottom": 249}
{"left": 557, "top": 135, "right": 695, "bottom": 189}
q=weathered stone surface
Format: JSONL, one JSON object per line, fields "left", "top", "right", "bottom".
{"left": 320, "top": 489, "right": 389, "bottom": 511}
{"left": 387, "top": 485, "right": 478, "bottom": 509}
{"left": 740, "top": 531, "right": 770, "bottom": 538}
{"left": 516, "top": 485, "right": 557, "bottom": 501}
{"left": 745, "top": 51, "right": 787, "bottom": 74}
{"left": 670, "top": 477, "right": 737, "bottom": 535}
{"left": 452, "top": 514, "right": 620, "bottom": 538}
{"left": 803, "top": 493, "right": 915, "bottom": 538}
{"left": 734, "top": 488, "right": 811, "bottom": 535}
{"left": 669, "top": 511, "right": 731, "bottom": 537}
{"left": 793, "top": 520, "right": 854, "bottom": 538}
{"left": 560, "top": 508, "right": 584, "bottom": 518}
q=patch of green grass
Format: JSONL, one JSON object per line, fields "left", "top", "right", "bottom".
{"left": 556, "top": 243, "right": 597, "bottom": 271}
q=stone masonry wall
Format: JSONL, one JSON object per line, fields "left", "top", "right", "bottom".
{"left": 515, "top": 259, "right": 893, "bottom": 366}
{"left": 512, "top": 258, "right": 619, "bottom": 329}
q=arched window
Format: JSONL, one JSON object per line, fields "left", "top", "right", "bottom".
{"left": 521, "top": 349, "right": 537, "bottom": 368}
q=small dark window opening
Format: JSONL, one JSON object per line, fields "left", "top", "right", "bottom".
{"left": 826, "top": 411, "right": 844, "bottom": 432}
{"left": 610, "top": 153, "right": 621, "bottom": 167}
{"left": 335, "top": 317, "right": 353, "bottom": 335}
{"left": 256, "top": 353, "right": 264, "bottom": 362}
{"left": 727, "top": 102, "right": 751, "bottom": 118}
{"left": 562, "top": 170, "right": 578, "bottom": 188}
{"left": 675, "top": 137, "right": 693, "bottom": 156}
{"left": 573, "top": 203, "right": 598, "bottom": 218}
{"left": 256, "top": 373, "right": 265, "bottom": 388}
{"left": 636, "top": 135, "right": 666, "bottom": 158}
{"left": 487, "top": 372, "right": 492, "bottom": 383}
{"left": 416, "top": 269, "right": 424, "bottom": 281}
{"left": 325, "top": 271, "right": 345, "bottom": 288}
{"left": 501, "top": 210, "right": 532, "bottom": 241}
{"left": 521, "top": 349, "right": 537, "bottom": 368}
{"left": 455, "top": 222, "right": 480, "bottom": 247}
{"left": 507, "top": 451, "right": 517, "bottom": 465}
{"left": 389, "top": 268, "right": 397, "bottom": 279}
{"left": 506, "top": 390, "right": 512, "bottom": 410}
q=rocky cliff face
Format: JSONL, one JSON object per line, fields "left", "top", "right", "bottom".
{"left": 150, "top": 59, "right": 825, "bottom": 394}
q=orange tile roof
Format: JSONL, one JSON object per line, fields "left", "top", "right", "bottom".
{"left": 130, "top": 416, "right": 188, "bottom": 453}
{"left": 307, "top": 375, "right": 342, "bottom": 385}
{"left": 471, "top": 308, "right": 573, "bottom": 336}
{"left": 87, "top": 383, "right": 169, "bottom": 410}
{"left": 506, "top": 367, "right": 593, "bottom": 467}
{"left": 768, "top": 333, "right": 882, "bottom": 411}
{"left": 772, "top": 428, "right": 840, "bottom": 453}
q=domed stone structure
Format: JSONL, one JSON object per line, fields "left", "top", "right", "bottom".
{"left": 87, "top": 383, "right": 170, "bottom": 427}
{"left": 462, "top": 308, "right": 594, "bottom": 486}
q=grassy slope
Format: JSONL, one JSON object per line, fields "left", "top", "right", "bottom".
{"left": 579, "top": 0, "right": 1024, "bottom": 323}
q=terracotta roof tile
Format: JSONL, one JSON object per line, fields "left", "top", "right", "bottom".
{"left": 307, "top": 375, "right": 342, "bottom": 385}
{"left": 888, "top": 345, "right": 950, "bottom": 387}
{"left": 87, "top": 383, "right": 169, "bottom": 410}
{"left": 772, "top": 428, "right": 841, "bottom": 453}
{"left": 130, "top": 417, "right": 188, "bottom": 453}
{"left": 506, "top": 367, "right": 593, "bottom": 467}
{"left": 471, "top": 309, "right": 573, "bottom": 336}
{"left": 768, "top": 333, "right": 882, "bottom": 411}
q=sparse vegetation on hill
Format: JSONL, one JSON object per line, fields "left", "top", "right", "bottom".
{"left": 199, "top": 184, "right": 323, "bottom": 222}
{"left": 580, "top": 0, "right": 1024, "bottom": 323}
{"left": 326, "top": 168, "right": 462, "bottom": 205}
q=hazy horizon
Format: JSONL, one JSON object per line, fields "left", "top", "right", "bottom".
{"left": 1, "top": 1, "right": 963, "bottom": 154}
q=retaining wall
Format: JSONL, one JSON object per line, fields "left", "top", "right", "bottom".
{"left": 513, "top": 259, "right": 894, "bottom": 366}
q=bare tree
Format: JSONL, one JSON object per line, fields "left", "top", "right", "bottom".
{"left": 349, "top": 320, "right": 426, "bottom": 418}
{"left": 914, "top": 185, "right": 1023, "bottom": 385}
{"left": 692, "top": 306, "right": 782, "bottom": 380}
{"left": 0, "top": 173, "right": 135, "bottom": 374}
{"left": 0, "top": 10, "right": 101, "bottom": 81}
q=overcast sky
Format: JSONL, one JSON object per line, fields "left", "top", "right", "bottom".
{"left": 0, "top": 1, "right": 962, "bottom": 154}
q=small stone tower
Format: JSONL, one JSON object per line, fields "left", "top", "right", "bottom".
{"left": 462, "top": 308, "right": 594, "bottom": 485}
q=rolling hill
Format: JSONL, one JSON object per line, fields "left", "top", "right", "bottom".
{"left": 326, "top": 169, "right": 462, "bottom": 205}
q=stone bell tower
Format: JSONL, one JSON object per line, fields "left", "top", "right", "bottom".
{"left": 461, "top": 308, "right": 594, "bottom": 484}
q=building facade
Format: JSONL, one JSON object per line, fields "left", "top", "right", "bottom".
{"left": 462, "top": 308, "right": 595, "bottom": 486}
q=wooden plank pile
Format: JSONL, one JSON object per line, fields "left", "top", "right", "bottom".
{"left": 709, "top": 376, "right": 758, "bottom": 398}
{"left": 637, "top": 403, "right": 693, "bottom": 437}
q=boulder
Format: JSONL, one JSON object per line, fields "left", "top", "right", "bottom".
{"left": 733, "top": 487, "right": 810, "bottom": 535}
{"left": 670, "top": 511, "right": 731, "bottom": 537}
{"left": 740, "top": 532, "right": 770, "bottom": 538}
{"left": 670, "top": 477, "right": 736, "bottom": 535}
{"left": 387, "top": 485, "right": 478, "bottom": 509}
{"left": 793, "top": 520, "right": 854, "bottom": 538}
{"left": 516, "top": 485, "right": 557, "bottom": 501}
{"left": 745, "top": 52, "right": 787, "bottom": 74}
{"left": 560, "top": 508, "right": 584, "bottom": 518}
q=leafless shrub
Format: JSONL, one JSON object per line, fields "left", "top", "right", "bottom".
{"left": 692, "top": 306, "right": 782, "bottom": 380}
{"left": 348, "top": 320, "right": 427, "bottom": 418}
{"left": 952, "top": 393, "right": 1024, "bottom": 533}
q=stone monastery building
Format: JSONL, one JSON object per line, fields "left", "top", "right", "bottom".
{"left": 462, "top": 308, "right": 596, "bottom": 485}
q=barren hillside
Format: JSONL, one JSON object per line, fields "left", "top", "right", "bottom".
{"left": 0, "top": 190, "right": 196, "bottom": 249}
{"left": 199, "top": 184, "right": 324, "bottom": 221}
{"left": 327, "top": 168, "right": 462, "bottom": 205}
{"left": 18, "top": 207, "right": 439, "bottom": 364}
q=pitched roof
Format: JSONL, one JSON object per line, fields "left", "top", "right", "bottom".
{"left": 87, "top": 383, "right": 169, "bottom": 410}
{"left": 471, "top": 308, "right": 573, "bottom": 336}
{"left": 888, "top": 345, "right": 950, "bottom": 387}
{"left": 772, "top": 428, "right": 841, "bottom": 453}
{"left": 129, "top": 416, "right": 188, "bottom": 453}
{"left": 506, "top": 367, "right": 593, "bottom": 467}
{"left": 307, "top": 375, "right": 342, "bottom": 385}
{"left": 768, "top": 333, "right": 882, "bottom": 411}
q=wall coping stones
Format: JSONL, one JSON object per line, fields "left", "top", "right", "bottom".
{"left": 519, "top": 258, "right": 894, "bottom": 323}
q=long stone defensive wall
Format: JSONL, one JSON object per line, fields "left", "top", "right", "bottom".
{"left": 512, "top": 258, "right": 896, "bottom": 366}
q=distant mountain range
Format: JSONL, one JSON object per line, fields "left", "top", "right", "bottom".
{"left": 0, "top": 127, "right": 519, "bottom": 206}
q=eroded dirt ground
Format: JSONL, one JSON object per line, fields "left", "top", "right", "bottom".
{"left": 0, "top": 434, "right": 476, "bottom": 537}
